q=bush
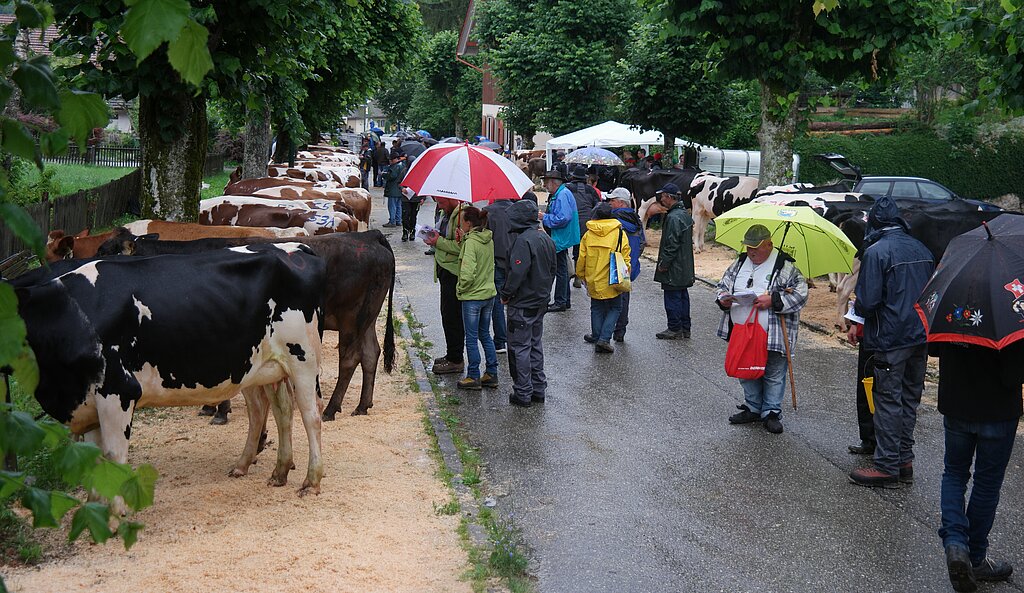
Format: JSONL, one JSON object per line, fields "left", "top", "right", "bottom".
{"left": 795, "top": 129, "right": 1024, "bottom": 200}
{"left": 213, "top": 130, "right": 245, "bottom": 161}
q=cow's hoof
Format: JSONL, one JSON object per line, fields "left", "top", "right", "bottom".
{"left": 351, "top": 407, "right": 368, "bottom": 416}
{"left": 228, "top": 467, "right": 248, "bottom": 478}
{"left": 267, "top": 474, "right": 288, "bottom": 487}
{"left": 210, "top": 414, "right": 228, "bottom": 426}
{"left": 322, "top": 409, "right": 337, "bottom": 422}
{"left": 298, "top": 482, "right": 320, "bottom": 497}
{"left": 198, "top": 405, "right": 217, "bottom": 417}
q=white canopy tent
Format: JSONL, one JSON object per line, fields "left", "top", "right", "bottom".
{"left": 544, "top": 120, "right": 701, "bottom": 168}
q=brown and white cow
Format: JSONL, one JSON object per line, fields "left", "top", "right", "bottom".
{"left": 200, "top": 196, "right": 357, "bottom": 234}
{"left": 45, "top": 222, "right": 308, "bottom": 262}
{"left": 251, "top": 186, "right": 372, "bottom": 227}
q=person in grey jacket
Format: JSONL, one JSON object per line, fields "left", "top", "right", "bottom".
{"left": 485, "top": 197, "right": 518, "bottom": 353}
{"left": 849, "top": 196, "right": 935, "bottom": 488}
{"left": 500, "top": 199, "right": 557, "bottom": 408}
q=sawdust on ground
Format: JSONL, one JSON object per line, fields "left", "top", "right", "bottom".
{"left": 5, "top": 328, "right": 471, "bottom": 593}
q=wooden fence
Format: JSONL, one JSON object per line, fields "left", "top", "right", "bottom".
{"left": 45, "top": 144, "right": 142, "bottom": 167}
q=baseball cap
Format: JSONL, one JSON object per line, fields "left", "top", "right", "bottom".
{"left": 605, "top": 187, "right": 631, "bottom": 202}
{"left": 655, "top": 183, "right": 681, "bottom": 196}
{"left": 741, "top": 224, "right": 772, "bottom": 247}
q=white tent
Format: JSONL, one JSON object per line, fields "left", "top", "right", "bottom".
{"left": 544, "top": 120, "right": 698, "bottom": 168}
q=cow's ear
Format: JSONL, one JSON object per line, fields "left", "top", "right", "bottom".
{"left": 75, "top": 228, "right": 90, "bottom": 238}
{"left": 120, "top": 240, "right": 135, "bottom": 255}
{"left": 48, "top": 230, "right": 65, "bottom": 240}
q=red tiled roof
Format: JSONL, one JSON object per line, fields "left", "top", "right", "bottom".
{"left": 0, "top": 15, "right": 59, "bottom": 57}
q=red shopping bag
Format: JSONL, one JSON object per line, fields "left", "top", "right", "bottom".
{"left": 724, "top": 308, "right": 767, "bottom": 379}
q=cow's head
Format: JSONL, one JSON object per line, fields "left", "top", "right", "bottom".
{"left": 45, "top": 229, "right": 88, "bottom": 262}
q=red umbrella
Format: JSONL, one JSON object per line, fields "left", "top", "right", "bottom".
{"left": 401, "top": 143, "right": 532, "bottom": 203}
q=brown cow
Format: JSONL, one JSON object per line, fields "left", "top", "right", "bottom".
{"left": 44, "top": 221, "right": 307, "bottom": 262}
{"left": 200, "top": 200, "right": 357, "bottom": 234}
{"left": 97, "top": 229, "right": 397, "bottom": 419}
{"left": 224, "top": 174, "right": 314, "bottom": 195}
{"left": 252, "top": 186, "right": 371, "bottom": 226}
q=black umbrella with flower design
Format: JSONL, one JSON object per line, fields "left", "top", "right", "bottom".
{"left": 916, "top": 214, "right": 1024, "bottom": 349}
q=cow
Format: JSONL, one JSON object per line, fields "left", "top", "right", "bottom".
{"left": 620, "top": 167, "right": 702, "bottom": 211}
{"left": 687, "top": 172, "right": 760, "bottom": 251}
{"left": 251, "top": 186, "right": 372, "bottom": 227}
{"left": 200, "top": 196, "right": 357, "bottom": 234}
{"left": 12, "top": 243, "right": 328, "bottom": 501}
{"left": 95, "top": 230, "right": 397, "bottom": 420}
{"left": 224, "top": 172, "right": 314, "bottom": 196}
{"left": 45, "top": 222, "right": 308, "bottom": 262}
{"left": 525, "top": 158, "right": 546, "bottom": 182}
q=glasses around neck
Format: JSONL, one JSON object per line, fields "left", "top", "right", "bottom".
{"left": 746, "top": 277, "right": 754, "bottom": 289}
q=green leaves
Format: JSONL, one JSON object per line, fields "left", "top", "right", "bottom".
{"left": 2, "top": 119, "right": 41, "bottom": 166}
{"left": 57, "top": 90, "right": 110, "bottom": 149}
{"left": 0, "top": 202, "right": 45, "bottom": 259}
{"left": 0, "top": 408, "right": 45, "bottom": 457}
{"left": 12, "top": 55, "right": 59, "bottom": 110}
{"left": 119, "top": 464, "right": 157, "bottom": 510}
{"left": 121, "top": 0, "right": 190, "bottom": 63}
{"left": 69, "top": 502, "right": 114, "bottom": 544}
{"left": 56, "top": 441, "right": 103, "bottom": 485}
{"left": 166, "top": 19, "right": 213, "bottom": 87}
{"left": 21, "top": 487, "right": 77, "bottom": 527}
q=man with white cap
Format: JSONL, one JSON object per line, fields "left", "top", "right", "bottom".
{"left": 605, "top": 187, "right": 646, "bottom": 341}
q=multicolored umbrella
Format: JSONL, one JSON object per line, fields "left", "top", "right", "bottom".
{"left": 714, "top": 202, "right": 857, "bottom": 278}
{"left": 401, "top": 143, "right": 533, "bottom": 203}
{"left": 564, "top": 146, "right": 624, "bottom": 167}
{"left": 917, "top": 214, "right": 1024, "bottom": 349}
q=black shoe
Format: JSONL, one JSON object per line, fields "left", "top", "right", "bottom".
{"left": 595, "top": 341, "right": 614, "bottom": 353}
{"left": 583, "top": 334, "right": 597, "bottom": 343}
{"left": 973, "top": 557, "right": 1013, "bottom": 582}
{"left": 530, "top": 394, "right": 545, "bottom": 403}
{"left": 946, "top": 544, "right": 977, "bottom": 592}
{"left": 547, "top": 304, "right": 568, "bottom": 313}
{"left": 509, "top": 394, "right": 531, "bottom": 408}
{"left": 656, "top": 329, "right": 683, "bottom": 340}
{"left": 682, "top": 330, "right": 691, "bottom": 339}
{"left": 613, "top": 333, "right": 624, "bottom": 342}
{"left": 899, "top": 461, "right": 914, "bottom": 484}
{"left": 424, "top": 248, "right": 435, "bottom": 255}
{"left": 401, "top": 232, "right": 409, "bottom": 242}
{"left": 763, "top": 411, "right": 783, "bottom": 434}
{"left": 728, "top": 404, "right": 760, "bottom": 424}
{"left": 848, "top": 440, "right": 876, "bottom": 455}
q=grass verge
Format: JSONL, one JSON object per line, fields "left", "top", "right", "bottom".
{"left": 400, "top": 305, "right": 534, "bottom": 593}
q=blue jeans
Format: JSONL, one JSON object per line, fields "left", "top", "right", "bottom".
{"left": 462, "top": 299, "right": 498, "bottom": 379}
{"left": 739, "top": 350, "right": 788, "bottom": 417}
{"left": 491, "top": 266, "right": 507, "bottom": 349}
{"left": 663, "top": 288, "right": 691, "bottom": 332}
{"left": 552, "top": 249, "right": 570, "bottom": 308}
{"left": 387, "top": 196, "right": 402, "bottom": 225}
{"left": 939, "top": 416, "right": 1019, "bottom": 563}
{"left": 590, "top": 294, "right": 623, "bottom": 343}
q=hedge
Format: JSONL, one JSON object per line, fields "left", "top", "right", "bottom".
{"left": 794, "top": 130, "right": 1024, "bottom": 201}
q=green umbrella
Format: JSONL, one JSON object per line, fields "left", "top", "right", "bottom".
{"left": 714, "top": 202, "right": 857, "bottom": 278}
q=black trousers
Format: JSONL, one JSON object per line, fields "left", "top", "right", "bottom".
{"left": 438, "top": 266, "right": 465, "bottom": 363}
{"left": 402, "top": 200, "right": 421, "bottom": 234}
{"left": 857, "top": 342, "right": 876, "bottom": 443}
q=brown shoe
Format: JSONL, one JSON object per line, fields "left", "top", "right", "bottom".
{"left": 457, "top": 377, "right": 482, "bottom": 390}
{"left": 480, "top": 373, "right": 499, "bottom": 389}
{"left": 899, "top": 461, "right": 914, "bottom": 484}
{"left": 432, "top": 360, "right": 464, "bottom": 375}
{"left": 849, "top": 467, "right": 899, "bottom": 488}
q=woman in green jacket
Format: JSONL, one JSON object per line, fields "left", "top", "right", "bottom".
{"left": 456, "top": 206, "right": 498, "bottom": 390}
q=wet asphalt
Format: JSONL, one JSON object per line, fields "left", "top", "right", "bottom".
{"left": 374, "top": 196, "right": 1024, "bottom": 593}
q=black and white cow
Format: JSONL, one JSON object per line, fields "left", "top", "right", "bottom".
{"left": 13, "top": 243, "right": 328, "bottom": 500}
{"left": 687, "top": 172, "right": 760, "bottom": 251}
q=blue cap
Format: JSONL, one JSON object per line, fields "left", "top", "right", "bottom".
{"left": 656, "top": 183, "right": 681, "bottom": 196}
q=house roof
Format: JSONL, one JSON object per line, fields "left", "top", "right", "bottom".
{"left": 457, "top": 0, "right": 478, "bottom": 56}
{"left": 0, "top": 15, "right": 59, "bottom": 56}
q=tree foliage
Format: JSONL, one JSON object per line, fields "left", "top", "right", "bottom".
{"left": 404, "top": 30, "right": 481, "bottom": 138}
{"left": 643, "top": 0, "right": 939, "bottom": 184}
{"left": 613, "top": 23, "right": 731, "bottom": 149}
{"left": 476, "top": 0, "right": 639, "bottom": 137}
{"left": 956, "top": 0, "right": 1024, "bottom": 113}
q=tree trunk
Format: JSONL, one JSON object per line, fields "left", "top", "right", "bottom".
{"left": 756, "top": 80, "right": 800, "bottom": 188}
{"left": 139, "top": 92, "right": 207, "bottom": 222}
{"left": 242, "top": 101, "right": 271, "bottom": 179}
{"left": 663, "top": 134, "right": 674, "bottom": 167}
{"left": 271, "top": 129, "right": 295, "bottom": 166}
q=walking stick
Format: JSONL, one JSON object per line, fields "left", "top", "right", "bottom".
{"left": 778, "top": 314, "right": 797, "bottom": 410}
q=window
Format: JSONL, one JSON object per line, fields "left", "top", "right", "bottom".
{"left": 890, "top": 181, "right": 920, "bottom": 199}
{"left": 918, "top": 182, "right": 953, "bottom": 200}
{"left": 858, "top": 181, "right": 891, "bottom": 198}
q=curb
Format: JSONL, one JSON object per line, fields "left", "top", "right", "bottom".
{"left": 395, "top": 292, "right": 489, "bottom": 548}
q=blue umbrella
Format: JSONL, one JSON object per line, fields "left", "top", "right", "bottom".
{"left": 416, "top": 129, "right": 433, "bottom": 139}
{"left": 564, "top": 146, "right": 625, "bottom": 166}
{"left": 370, "top": 125, "right": 384, "bottom": 134}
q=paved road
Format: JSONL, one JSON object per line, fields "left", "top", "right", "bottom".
{"left": 375, "top": 196, "right": 1024, "bottom": 593}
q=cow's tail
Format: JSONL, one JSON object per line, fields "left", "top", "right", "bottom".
{"left": 379, "top": 231, "right": 396, "bottom": 374}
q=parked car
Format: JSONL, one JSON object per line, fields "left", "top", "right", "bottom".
{"left": 814, "top": 153, "right": 1003, "bottom": 212}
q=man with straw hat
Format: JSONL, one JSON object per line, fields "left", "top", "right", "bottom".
{"left": 716, "top": 224, "right": 808, "bottom": 434}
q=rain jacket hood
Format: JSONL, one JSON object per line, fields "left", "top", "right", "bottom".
{"left": 508, "top": 199, "right": 540, "bottom": 233}
{"left": 457, "top": 228, "right": 496, "bottom": 301}
{"left": 865, "top": 196, "right": 910, "bottom": 246}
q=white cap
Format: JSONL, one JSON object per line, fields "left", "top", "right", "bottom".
{"left": 606, "top": 187, "right": 631, "bottom": 202}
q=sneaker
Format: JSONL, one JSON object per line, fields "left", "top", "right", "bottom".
{"left": 656, "top": 329, "right": 683, "bottom": 340}
{"left": 583, "top": 334, "right": 597, "bottom": 343}
{"left": 547, "top": 304, "right": 569, "bottom": 313}
{"left": 973, "top": 557, "right": 1013, "bottom": 582}
{"left": 849, "top": 467, "right": 899, "bottom": 489}
{"left": 945, "top": 544, "right": 977, "bottom": 592}
{"left": 595, "top": 341, "right": 614, "bottom": 353}
{"left": 898, "top": 461, "right": 914, "bottom": 484}
{"left": 509, "top": 394, "right": 531, "bottom": 408}
{"left": 847, "top": 440, "right": 876, "bottom": 455}
{"left": 480, "top": 373, "right": 499, "bottom": 388}
{"left": 432, "top": 360, "right": 464, "bottom": 375}
{"left": 458, "top": 377, "right": 482, "bottom": 390}
{"left": 382, "top": 222, "right": 396, "bottom": 228}
{"left": 763, "top": 411, "right": 783, "bottom": 434}
{"left": 424, "top": 248, "right": 435, "bottom": 255}
{"left": 728, "top": 404, "right": 760, "bottom": 424}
